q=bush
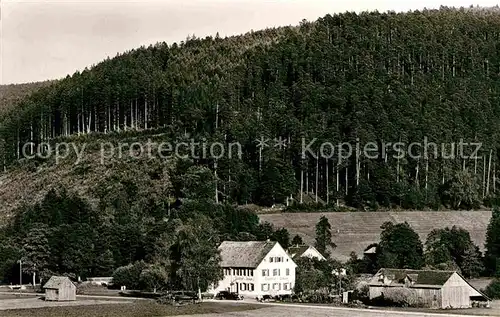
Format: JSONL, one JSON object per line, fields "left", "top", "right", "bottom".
{"left": 372, "top": 288, "right": 423, "bottom": 307}
{"left": 112, "top": 261, "right": 148, "bottom": 290}
{"left": 352, "top": 283, "right": 370, "bottom": 304}
{"left": 483, "top": 279, "right": 500, "bottom": 299}
{"left": 302, "top": 292, "right": 335, "bottom": 304}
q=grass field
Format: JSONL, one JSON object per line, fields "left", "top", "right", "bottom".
{"left": 260, "top": 211, "right": 492, "bottom": 261}
{"left": 0, "top": 300, "right": 263, "bottom": 317}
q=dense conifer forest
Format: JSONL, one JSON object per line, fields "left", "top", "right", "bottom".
{"left": 4, "top": 6, "right": 500, "bottom": 295}
{"left": 3, "top": 7, "right": 500, "bottom": 209}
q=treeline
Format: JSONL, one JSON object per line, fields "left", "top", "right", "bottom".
{"left": 348, "top": 207, "right": 500, "bottom": 279}
{"left": 0, "top": 177, "right": 293, "bottom": 288}
{"left": 0, "top": 81, "right": 54, "bottom": 115}
{"left": 4, "top": 8, "right": 500, "bottom": 208}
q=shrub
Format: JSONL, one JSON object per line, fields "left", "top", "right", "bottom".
{"left": 385, "top": 288, "right": 417, "bottom": 307}
{"left": 112, "top": 261, "right": 148, "bottom": 290}
{"left": 372, "top": 288, "right": 422, "bottom": 307}
{"left": 352, "top": 283, "right": 370, "bottom": 304}
{"left": 483, "top": 279, "right": 500, "bottom": 299}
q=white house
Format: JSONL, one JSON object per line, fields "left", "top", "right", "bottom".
{"left": 210, "top": 241, "right": 297, "bottom": 299}
{"left": 287, "top": 245, "right": 326, "bottom": 261}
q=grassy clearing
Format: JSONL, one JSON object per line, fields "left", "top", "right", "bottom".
{"left": 260, "top": 211, "right": 492, "bottom": 261}
{"left": 0, "top": 300, "right": 263, "bottom": 317}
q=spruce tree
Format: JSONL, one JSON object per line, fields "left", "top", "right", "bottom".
{"left": 314, "top": 216, "right": 336, "bottom": 258}
{"left": 485, "top": 207, "right": 500, "bottom": 276}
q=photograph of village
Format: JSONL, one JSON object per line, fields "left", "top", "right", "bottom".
{"left": 2, "top": 0, "right": 500, "bottom": 316}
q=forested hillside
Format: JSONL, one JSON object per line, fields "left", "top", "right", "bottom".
{"left": 0, "top": 81, "right": 54, "bottom": 115}
{"left": 3, "top": 7, "right": 500, "bottom": 209}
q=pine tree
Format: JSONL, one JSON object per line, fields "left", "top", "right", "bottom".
{"left": 291, "top": 234, "right": 304, "bottom": 246}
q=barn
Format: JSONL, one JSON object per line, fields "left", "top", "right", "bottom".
{"left": 43, "top": 276, "right": 76, "bottom": 301}
{"left": 368, "top": 268, "right": 490, "bottom": 309}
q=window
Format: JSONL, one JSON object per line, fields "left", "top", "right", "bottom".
{"left": 250, "top": 270, "right": 254, "bottom": 276}
{"left": 243, "top": 269, "right": 246, "bottom": 276}
{"left": 261, "top": 284, "right": 269, "bottom": 291}
{"left": 262, "top": 269, "right": 269, "bottom": 276}
{"left": 269, "top": 257, "right": 274, "bottom": 262}
{"left": 241, "top": 283, "right": 246, "bottom": 291}
{"left": 250, "top": 284, "right": 254, "bottom": 291}
{"left": 273, "top": 269, "right": 280, "bottom": 276}
{"left": 273, "top": 283, "right": 280, "bottom": 290}
{"left": 283, "top": 283, "right": 289, "bottom": 290}
{"left": 276, "top": 257, "right": 282, "bottom": 262}
{"left": 286, "top": 268, "right": 290, "bottom": 276}
{"left": 433, "top": 295, "right": 437, "bottom": 301}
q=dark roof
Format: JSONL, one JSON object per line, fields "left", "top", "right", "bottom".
{"left": 369, "top": 269, "right": 455, "bottom": 287}
{"left": 43, "top": 276, "right": 74, "bottom": 289}
{"left": 218, "top": 241, "right": 277, "bottom": 268}
{"left": 287, "top": 245, "right": 310, "bottom": 259}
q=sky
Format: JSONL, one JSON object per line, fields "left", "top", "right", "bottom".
{"left": 1, "top": 0, "right": 499, "bottom": 84}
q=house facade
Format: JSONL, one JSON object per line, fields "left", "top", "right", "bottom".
{"left": 287, "top": 245, "right": 326, "bottom": 261}
{"left": 368, "top": 268, "right": 490, "bottom": 309}
{"left": 210, "top": 241, "right": 297, "bottom": 299}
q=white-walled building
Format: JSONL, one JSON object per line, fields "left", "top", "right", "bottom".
{"left": 287, "top": 245, "right": 326, "bottom": 261}
{"left": 210, "top": 241, "right": 297, "bottom": 299}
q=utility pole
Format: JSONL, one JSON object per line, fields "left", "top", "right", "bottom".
{"left": 32, "top": 264, "right": 36, "bottom": 291}
{"left": 197, "top": 276, "right": 202, "bottom": 302}
{"left": 18, "top": 259, "right": 22, "bottom": 297}
{"left": 339, "top": 273, "right": 342, "bottom": 297}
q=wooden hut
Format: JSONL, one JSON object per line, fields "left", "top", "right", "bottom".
{"left": 43, "top": 276, "right": 76, "bottom": 301}
{"left": 368, "top": 268, "right": 490, "bottom": 309}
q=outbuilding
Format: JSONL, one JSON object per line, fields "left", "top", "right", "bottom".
{"left": 43, "top": 276, "right": 76, "bottom": 301}
{"left": 368, "top": 268, "right": 490, "bottom": 309}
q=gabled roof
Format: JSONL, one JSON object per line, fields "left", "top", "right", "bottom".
{"left": 364, "top": 246, "right": 377, "bottom": 254}
{"left": 369, "top": 268, "right": 491, "bottom": 301}
{"left": 369, "top": 268, "right": 455, "bottom": 288}
{"left": 43, "top": 276, "right": 74, "bottom": 289}
{"left": 218, "top": 241, "right": 277, "bottom": 268}
{"left": 287, "top": 245, "right": 310, "bottom": 259}
{"left": 288, "top": 245, "right": 326, "bottom": 261}
{"left": 456, "top": 271, "right": 491, "bottom": 301}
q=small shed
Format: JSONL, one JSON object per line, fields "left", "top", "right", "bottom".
{"left": 43, "top": 276, "right": 76, "bottom": 301}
